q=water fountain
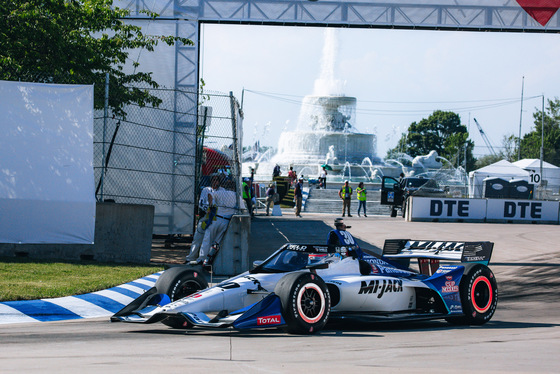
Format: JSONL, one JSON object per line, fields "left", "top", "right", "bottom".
{"left": 271, "top": 94, "right": 380, "bottom": 178}
{"left": 245, "top": 28, "right": 396, "bottom": 183}
{"left": 243, "top": 29, "right": 465, "bottom": 188}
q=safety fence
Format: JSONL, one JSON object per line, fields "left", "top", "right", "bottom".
{"left": 95, "top": 85, "right": 244, "bottom": 235}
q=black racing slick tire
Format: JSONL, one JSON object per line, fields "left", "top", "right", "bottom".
{"left": 446, "top": 264, "right": 498, "bottom": 325}
{"left": 274, "top": 272, "right": 331, "bottom": 334}
{"left": 155, "top": 266, "right": 209, "bottom": 302}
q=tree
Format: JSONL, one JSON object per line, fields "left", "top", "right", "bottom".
{"left": 472, "top": 134, "right": 519, "bottom": 169}
{"left": 387, "top": 110, "right": 476, "bottom": 171}
{"left": 500, "top": 134, "right": 519, "bottom": 162}
{"left": 520, "top": 97, "right": 560, "bottom": 166}
{"left": 474, "top": 154, "right": 502, "bottom": 169}
{"left": 0, "top": 0, "right": 192, "bottom": 117}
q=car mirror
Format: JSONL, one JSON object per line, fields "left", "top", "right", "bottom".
{"left": 252, "top": 260, "right": 263, "bottom": 268}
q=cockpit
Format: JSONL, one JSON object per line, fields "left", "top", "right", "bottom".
{"left": 252, "top": 244, "right": 350, "bottom": 273}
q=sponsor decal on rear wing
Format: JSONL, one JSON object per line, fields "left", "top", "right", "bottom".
{"left": 283, "top": 243, "right": 357, "bottom": 255}
{"left": 382, "top": 239, "right": 493, "bottom": 264}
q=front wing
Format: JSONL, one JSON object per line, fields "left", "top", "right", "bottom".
{"left": 112, "top": 292, "right": 287, "bottom": 330}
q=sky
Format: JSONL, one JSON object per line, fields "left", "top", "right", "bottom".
{"left": 199, "top": 23, "right": 560, "bottom": 159}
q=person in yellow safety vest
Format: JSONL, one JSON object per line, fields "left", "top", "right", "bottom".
{"left": 356, "top": 181, "right": 367, "bottom": 217}
{"left": 242, "top": 178, "right": 253, "bottom": 217}
{"left": 338, "top": 180, "right": 353, "bottom": 217}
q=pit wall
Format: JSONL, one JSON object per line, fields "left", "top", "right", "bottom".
{"left": 0, "top": 203, "right": 154, "bottom": 263}
{"left": 407, "top": 196, "right": 560, "bottom": 224}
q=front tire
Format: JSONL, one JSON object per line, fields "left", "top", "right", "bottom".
{"left": 274, "top": 272, "right": 330, "bottom": 334}
{"left": 155, "top": 266, "right": 209, "bottom": 301}
{"left": 447, "top": 264, "right": 498, "bottom": 325}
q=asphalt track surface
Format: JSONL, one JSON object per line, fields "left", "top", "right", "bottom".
{"left": 1, "top": 214, "right": 560, "bottom": 373}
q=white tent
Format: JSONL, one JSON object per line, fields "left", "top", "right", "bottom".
{"left": 512, "top": 159, "right": 560, "bottom": 192}
{"left": 468, "top": 160, "right": 531, "bottom": 198}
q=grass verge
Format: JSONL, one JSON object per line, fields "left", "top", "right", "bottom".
{"left": 0, "top": 257, "right": 163, "bottom": 302}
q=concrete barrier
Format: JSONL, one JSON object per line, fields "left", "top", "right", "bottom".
{"left": 0, "top": 202, "right": 154, "bottom": 263}
{"left": 212, "top": 214, "right": 251, "bottom": 276}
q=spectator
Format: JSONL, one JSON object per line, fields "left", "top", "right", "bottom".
{"left": 273, "top": 164, "right": 281, "bottom": 178}
{"left": 197, "top": 187, "right": 238, "bottom": 265}
{"left": 319, "top": 167, "right": 328, "bottom": 189}
{"left": 186, "top": 176, "right": 223, "bottom": 263}
{"left": 398, "top": 172, "right": 406, "bottom": 189}
{"left": 338, "top": 180, "right": 353, "bottom": 217}
{"left": 288, "top": 166, "right": 297, "bottom": 187}
{"left": 265, "top": 183, "right": 275, "bottom": 216}
{"left": 294, "top": 177, "right": 303, "bottom": 217}
{"left": 356, "top": 181, "right": 367, "bottom": 217}
{"left": 242, "top": 178, "right": 253, "bottom": 217}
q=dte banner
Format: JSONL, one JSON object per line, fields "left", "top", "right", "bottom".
{"left": 486, "top": 199, "right": 560, "bottom": 223}
{"left": 409, "top": 197, "right": 560, "bottom": 224}
{"left": 410, "top": 197, "right": 486, "bottom": 221}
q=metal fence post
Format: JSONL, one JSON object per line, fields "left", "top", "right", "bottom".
{"left": 99, "top": 72, "right": 109, "bottom": 201}
{"left": 230, "top": 92, "right": 242, "bottom": 205}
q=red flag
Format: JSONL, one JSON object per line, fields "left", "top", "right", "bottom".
{"left": 516, "top": 0, "right": 560, "bottom": 26}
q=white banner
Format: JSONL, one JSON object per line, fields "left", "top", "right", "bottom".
{"left": 410, "top": 196, "right": 560, "bottom": 223}
{"left": 0, "top": 81, "right": 95, "bottom": 244}
{"left": 486, "top": 199, "right": 560, "bottom": 222}
{"left": 411, "top": 197, "right": 487, "bottom": 221}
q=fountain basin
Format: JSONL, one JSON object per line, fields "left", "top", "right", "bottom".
{"left": 274, "top": 131, "right": 377, "bottom": 166}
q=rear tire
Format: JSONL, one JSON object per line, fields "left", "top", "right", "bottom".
{"left": 155, "top": 266, "right": 209, "bottom": 301}
{"left": 446, "top": 264, "right": 498, "bottom": 325}
{"left": 274, "top": 272, "right": 330, "bottom": 334}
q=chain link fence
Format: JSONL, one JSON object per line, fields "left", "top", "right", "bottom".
{"left": 4, "top": 71, "right": 244, "bottom": 236}
{"left": 96, "top": 85, "right": 244, "bottom": 236}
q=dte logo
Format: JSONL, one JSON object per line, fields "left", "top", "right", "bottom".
{"left": 430, "top": 200, "right": 470, "bottom": 217}
{"left": 503, "top": 201, "right": 542, "bottom": 218}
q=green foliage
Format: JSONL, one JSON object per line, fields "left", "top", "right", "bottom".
{"left": 0, "top": 257, "right": 163, "bottom": 301}
{"left": 500, "top": 134, "right": 519, "bottom": 162}
{"left": 474, "top": 154, "right": 503, "bottom": 169}
{"left": 387, "top": 110, "right": 476, "bottom": 171}
{"left": 0, "top": 0, "right": 192, "bottom": 117}
{"left": 520, "top": 97, "right": 560, "bottom": 166}
{"left": 475, "top": 134, "right": 519, "bottom": 169}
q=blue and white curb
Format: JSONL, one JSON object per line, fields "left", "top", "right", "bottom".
{"left": 0, "top": 271, "right": 162, "bottom": 325}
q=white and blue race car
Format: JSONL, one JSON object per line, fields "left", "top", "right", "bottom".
{"left": 112, "top": 239, "right": 498, "bottom": 334}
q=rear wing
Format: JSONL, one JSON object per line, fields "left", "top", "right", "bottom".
{"left": 382, "top": 239, "right": 494, "bottom": 265}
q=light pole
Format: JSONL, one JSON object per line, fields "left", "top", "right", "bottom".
{"left": 518, "top": 77, "right": 524, "bottom": 161}
{"left": 540, "top": 95, "right": 545, "bottom": 187}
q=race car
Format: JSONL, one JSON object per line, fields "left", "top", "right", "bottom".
{"left": 111, "top": 239, "right": 498, "bottom": 334}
